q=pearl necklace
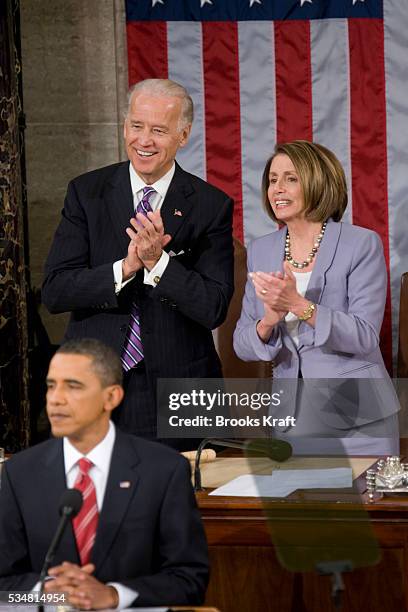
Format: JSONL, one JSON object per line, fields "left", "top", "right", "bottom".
{"left": 285, "top": 222, "right": 327, "bottom": 269}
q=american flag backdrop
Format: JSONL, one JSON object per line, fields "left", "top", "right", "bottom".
{"left": 125, "top": 0, "right": 408, "bottom": 373}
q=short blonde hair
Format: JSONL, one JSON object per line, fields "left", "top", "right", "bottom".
{"left": 261, "top": 140, "right": 348, "bottom": 223}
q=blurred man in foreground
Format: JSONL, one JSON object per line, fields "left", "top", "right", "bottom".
{"left": 0, "top": 338, "right": 208, "bottom": 609}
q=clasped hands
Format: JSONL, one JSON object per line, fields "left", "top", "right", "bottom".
{"left": 44, "top": 561, "right": 118, "bottom": 610}
{"left": 123, "top": 210, "right": 171, "bottom": 280}
{"left": 250, "top": 261, "right": 309, "bottom": 331}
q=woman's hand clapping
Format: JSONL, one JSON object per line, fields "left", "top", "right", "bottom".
{"left": 250, "top": 261, "right": 309, "bottom": 341}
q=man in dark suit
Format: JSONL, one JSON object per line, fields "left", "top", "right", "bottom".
{"left": 42, "top": 78, "right": 234, "bottom": 442}
{"left": 0, "top": 339, "right": 209, "bottom": 609}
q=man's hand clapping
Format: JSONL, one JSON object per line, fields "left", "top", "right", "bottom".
{"left": 123, "top": 209, "right": 171, "bottom": 278}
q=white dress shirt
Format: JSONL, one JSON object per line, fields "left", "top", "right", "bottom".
{"left": 63, "top": 420, "right": 116, "bottom": 509}
{"left": 285, "top": 271, "right": 312, "bottom": 346}
{"left": 63, "top": 422, "right": 138, "bottom": 609}
{"left": 113, "top": 163, "right": 176, "bottom": 292}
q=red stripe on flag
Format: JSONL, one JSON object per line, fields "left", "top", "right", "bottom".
{"left": 126, "top": 21, "right": 168, "bottom": 85}
{"left": 202, "top": 22, "right": 243, "bottom": 241}
{"left": 349, "top": 19, "right": 392, "bottom": 371}
{"left": 274, "top": 21, "right": 313, "bottom": 142}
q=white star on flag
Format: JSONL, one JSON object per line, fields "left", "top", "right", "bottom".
{"left": 249, "top": 0, "right": 261, "bottom": 6}
{"left": 300, "top": 0, "right": 313, "bottom": 5}
{"left": 152, "top": 0, "right": 164, "bottom": 5}
{"left": 352, "top": 0, "right": 365, "bottom": 4}
{"left": 200, "top": 0, "right": 213, "bottom": 6}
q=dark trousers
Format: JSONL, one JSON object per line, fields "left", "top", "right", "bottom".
{"left": 112, "top": 364, "right": 201, "bottom": 452}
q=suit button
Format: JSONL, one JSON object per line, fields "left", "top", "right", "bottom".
{"left": 160, "top": 297, "right": 167, "bottom": 303}
{"left": 170, "top": 303, "right": 177, "bottom": 309}
{"left": 120, "top": 325, "right": 127, "bottom": 332}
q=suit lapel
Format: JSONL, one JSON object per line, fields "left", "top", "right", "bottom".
{"left": 160, "top": 163, "right": 194, "bottom": 245}
{"left": 296, "top": 219, "right": 341, "bottom": 351}
{"left": 41, "top": 440, "right": 79, "bottom": 562}
{"left": 91, "top": 432, "right": 140, "bottom": 573}
{"left": 273, "top": 227, "right": 287, "bottom": 274}
{"left": 273, "top": 220, "right": 340, "bottom": 352}
{"left": 104, "top": 162, "right": 193, "bottom": 253}
{"left": 304, "top": 218, "right": 341, "bottom": 305}
{"left": 257, "top": 228, "right": 298, "bottom": 354}
{"left": 105, "top": 162, "right": 135, "bottom": 253}
{"left": 260, "top": 221, "right": 340, "bottom": 291}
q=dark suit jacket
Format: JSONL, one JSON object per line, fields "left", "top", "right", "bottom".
{"left": 0, "top": 430, "right": 209, "bottom": 606}
{"left": 42, "top": 162, "right": 234, "bottom": 380}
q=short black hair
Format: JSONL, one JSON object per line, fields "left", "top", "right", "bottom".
{"left": 56, "top": 338, "right": 123, "bottom": 387}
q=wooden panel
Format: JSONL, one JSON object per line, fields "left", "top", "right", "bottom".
{"left": 205, "top": 546, "right": 293, "bottom": 612}
{"left": 199, "top": 491, "right": 408, "bottom": 612}
{"left": 204, "top": 542, "right": 406, "bottom": 612}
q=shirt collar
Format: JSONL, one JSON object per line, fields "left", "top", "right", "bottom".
{"left": 129, "top": 162, "right": 176, "bottom": 202}
{"left": 63, "top": 421, "right": 116, "bottom": 476}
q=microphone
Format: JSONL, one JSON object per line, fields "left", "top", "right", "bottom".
{"left": 38, "top": 489, "right": 83, "bottom": 603}
{"left": 194, "top": 438, "right": 292, "bottom": 491}
{"left": 59, "top": 488, "right": 83, "bottom": 517}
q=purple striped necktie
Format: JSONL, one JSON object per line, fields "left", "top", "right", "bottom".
{"left": 121, "top": 186, "right": 156, "bottom": 371}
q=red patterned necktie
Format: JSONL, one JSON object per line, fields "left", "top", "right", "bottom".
{"left": 72, "top": 458, "right": 99, "bottom": 566}
{"left": 121, "top": 186, "right": 156, "bottom": 371}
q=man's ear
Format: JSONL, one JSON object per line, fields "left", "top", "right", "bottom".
{"left": 103, "top": 385, "right": 125, "bottom": 415}
{"left": 179, "top": 124, "right": 192, "bottom": 148}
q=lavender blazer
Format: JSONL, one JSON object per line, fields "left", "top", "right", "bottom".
{"left": 233, "top": 219, "right": 399, "bottom": 430}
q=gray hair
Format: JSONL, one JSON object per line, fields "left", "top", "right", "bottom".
{"left": 126, "top": 78, "right": 194, "bottom": 130}
{"left": 56, "top": 338, "right": 123, "bottom": 387}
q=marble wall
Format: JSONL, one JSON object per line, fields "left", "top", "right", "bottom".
{"left": 20, "top": 0, "right": 128, "bottom": 343}
{"left": 0, "top": 0, "right": 30, "bottom": 451}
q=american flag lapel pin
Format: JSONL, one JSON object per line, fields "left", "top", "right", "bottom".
{"left": 174, "top": 209, "right": 183, "bottom": 217}
{"left": 119, "top": 481, "right": 131, "bottom": 488}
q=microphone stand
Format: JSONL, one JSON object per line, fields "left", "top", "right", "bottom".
{"left": 316, "top": 560, "right": 353, "bottom": 610}
{"left": 37, "top": 505, "right": 77, "bottom": 612}
{"left": 194, "top": 437, "right": 279, "bottom": 491}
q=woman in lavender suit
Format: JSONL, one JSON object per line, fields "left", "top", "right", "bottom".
{"left": 233, "top": 141, "right": 399, "bottom": 455}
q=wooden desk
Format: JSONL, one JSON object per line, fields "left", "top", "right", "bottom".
{"left": 171, "top": 606, "right": 220, "bottom": 612}
{"left": 197, "top": 458, "right": 408, "bottom": 612}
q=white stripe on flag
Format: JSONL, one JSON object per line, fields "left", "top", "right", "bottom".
{"left": 167, "top": 21, "right": 206, "bottom": 180}
{"left": 238, "top": 21, "right": 278, "bottom": 244}
{"left": 384, "top": 0, "right": 408, "bottom": 361}
{"left": 310, "top": 18, "right": 353, "bottom": 224}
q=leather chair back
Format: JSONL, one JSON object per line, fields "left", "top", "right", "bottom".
{"left": 217, "top": 238, "right": 272, "bottom": 379}
{"left": 398, "top": 272, "right": 408, "bottom": 378}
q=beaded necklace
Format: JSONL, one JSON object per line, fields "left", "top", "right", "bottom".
{"left": 285, "top": 222, "right": 327, "bottom": 269}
